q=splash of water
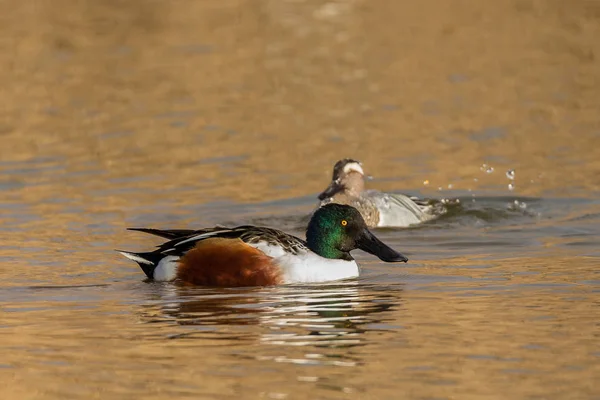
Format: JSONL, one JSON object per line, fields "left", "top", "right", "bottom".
{"left": 506, "top": 168, "right": 516, "bottom": 191}
{"left": 480, "top": 163, "right": 494, "bottom": 173}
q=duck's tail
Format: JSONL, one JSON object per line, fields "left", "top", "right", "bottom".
{"left": 116, "top": 250, "right": 163, "bottom": 279}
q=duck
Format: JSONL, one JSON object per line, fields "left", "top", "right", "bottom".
{"left": 118, "top": 203, "right": 408, "bottom": 286}
{"left": 317, "top": 159, "right": 445, "bottom": 228}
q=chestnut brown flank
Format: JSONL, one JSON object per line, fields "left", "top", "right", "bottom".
{"left": 177, "top": 238, "right": 283, "bottom": 287}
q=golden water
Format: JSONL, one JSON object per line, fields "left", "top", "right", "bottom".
{"left": 1, "top": 1, "right": 599, "bottom": 399}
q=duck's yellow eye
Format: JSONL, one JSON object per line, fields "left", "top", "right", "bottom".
{"left": 341, "top": 220, "right": 348, "bottom": 226}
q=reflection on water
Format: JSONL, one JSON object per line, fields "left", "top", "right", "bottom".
{"left": 140, "top": 283, "right": 400, "bottom": 352}
{"left": 1, "top": 0, "right": 600, "bottom": 398}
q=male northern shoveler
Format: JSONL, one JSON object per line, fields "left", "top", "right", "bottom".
{"left": 317, "top": 159, "right": 446, "bottom": 228}
{"left": 118, "top": 203, "right": 408, "bottom": 286}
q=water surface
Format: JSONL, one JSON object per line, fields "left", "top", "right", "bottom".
{"left": 1, "top": 1, "right": 599, "bottom": 399}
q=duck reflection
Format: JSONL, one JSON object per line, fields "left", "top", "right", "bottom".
{"left": 137, "top": 280, "right": 403, "bottom": 350}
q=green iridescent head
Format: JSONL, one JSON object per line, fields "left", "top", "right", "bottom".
{"left": 306, "top": 204, "right": 408, "bottom": 263}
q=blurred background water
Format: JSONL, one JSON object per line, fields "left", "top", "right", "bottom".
{"left": 0, "top": 1, "right": 599, "bottom": 399}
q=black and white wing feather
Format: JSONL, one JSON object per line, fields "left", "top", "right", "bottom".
{"left": 134, "top": 226, "right": 309, "bottom": 256}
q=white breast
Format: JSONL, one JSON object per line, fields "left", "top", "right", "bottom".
{"left": 249, "top": 242, "right": 359, "bottom": 284}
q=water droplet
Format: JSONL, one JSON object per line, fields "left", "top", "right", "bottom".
{"left": 447, "top": 183, "right": 453, "bottom": 189}
{"left": 480, "top": 163, "right": 494, "bottom": 173}
{"left": 423, "top": 180, "right": 430, "bottom": 186}
{"left": 508, "top": 183, "right": 515, "bottom": 191}
{"left": 506, "top": 169, "right": 515, "bottom": 180}
{"left": 438, "top": 187, "right": 443, "bottom": 191}
{"left": 510, "top": 200, "right": 527, "bottom": 210}
{"left": 473, "top": 178, "right": 479, "bottom": 182}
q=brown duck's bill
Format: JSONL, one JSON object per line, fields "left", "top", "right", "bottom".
{"left": 356, "top": 229, "right": 408, "bottom": 263}
{"left": 317, "top": 180, "right": 343, "bottom": 200}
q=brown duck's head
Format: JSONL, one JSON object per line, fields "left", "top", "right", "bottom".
{"left": 318, "top": 159, "right": 366, "bottom": 201}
